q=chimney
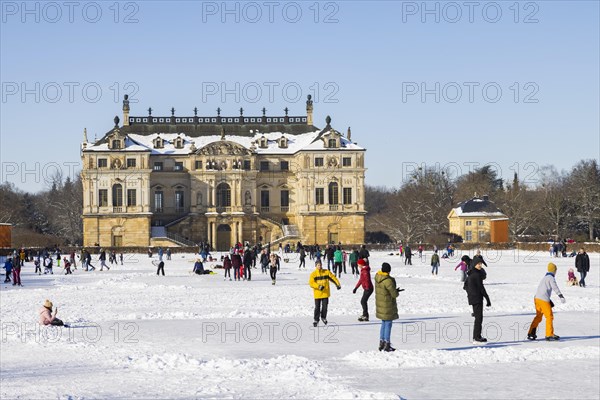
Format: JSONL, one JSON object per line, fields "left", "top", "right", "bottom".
{"left": 306, "top": 95, "right": 313, "bottom": 126}
{"left": 483, "top": 195, "right": 489, "bottom": 201}
{"left": 122, "top": 95, "right": 130, "bottom": 126}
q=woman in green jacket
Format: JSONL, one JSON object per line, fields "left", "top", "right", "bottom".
{"left": 375, "top": 262, "right": 400, "bottom": 352}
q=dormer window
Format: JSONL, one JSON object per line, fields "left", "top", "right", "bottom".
{"left": 259, "top": 136, "right": 268, "bottom": 148}
{"left": 153, "top": 137, "right": 164, "bottom": 149}
{"left": 174, "top": 136, "right": 184, "bottom": 149}
{"left": 278, "top": 136, "right": 288, "bottom": 148}
{"left": 328, "top": 138, "right": 337, "bottom": 148}
{"left": 111, "top": 139, "right": 122, "bottom": 149}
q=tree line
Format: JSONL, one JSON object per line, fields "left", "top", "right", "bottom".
{"left": 365, "top": 160, "right": 600, "bottom": 244}
{"left": 0, "top": 173, "right": 83, "bottom": 247}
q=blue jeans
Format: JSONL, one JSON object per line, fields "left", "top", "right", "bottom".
{"left": 580, "top": 271, "right": 587, "bottom": 287}
{"left": 431, "top": 263, "right": 439, "bottom": 274}
{"left": 380, "top": 320, "right": 393, "bottom": 341}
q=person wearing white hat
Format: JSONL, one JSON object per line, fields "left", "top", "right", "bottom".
{"left": 39, "top": 300, "right": 65, "bottom": 326}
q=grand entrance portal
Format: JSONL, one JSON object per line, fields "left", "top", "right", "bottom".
{"left": 216, "top": 224, "right": 231, "bottom": 251}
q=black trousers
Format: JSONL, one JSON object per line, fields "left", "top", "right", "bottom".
{"left": 314, "top": 298, "right": 329, "bottom": 321}
{"left": 361, "top": 288, "right": 373, "bottom": 318}
{"left": 244, "top": 264, "right": 252, "bottom": 280}
{"left": 351, "top": 262, "right": 359, "bottom": 275}
{"left": 472, "top": 303, "right": 483, "bottom": 339}
{"left": 157, "top": 265, "right": 165, "bottom": 276}
{"left": 270, "top": 267, "right": 277, "bottom": 281}
{"left": 334, "top": 262, "right": 342, "bottom": 276}
{"left": 299, "top": 257, "right": 305, "bottom": 268}
{"left": 405, "top": 256, "right": 412, "bottom": 265}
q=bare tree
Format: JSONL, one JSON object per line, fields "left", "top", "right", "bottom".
{"left": 566, "top": 160, "right": 600, "bottom": 240}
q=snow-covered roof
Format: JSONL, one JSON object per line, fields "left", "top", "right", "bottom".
{"left": 83, "top": 130, "right": 364, "bottom": 155}
{"left": 450, "top": 196, "right": 507, "bottom": 218}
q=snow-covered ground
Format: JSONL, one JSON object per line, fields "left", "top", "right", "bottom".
{"left": 1, "top": 250, "right": 599, "bottom": 399}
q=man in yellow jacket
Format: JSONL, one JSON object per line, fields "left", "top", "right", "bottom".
{"left": 309, "top": 260, "right": 341, "bottom": 327}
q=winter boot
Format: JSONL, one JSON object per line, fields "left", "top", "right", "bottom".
{"left": 384, "top": 342, "right": 396, "bottom": 352}
{"left": 546, "top": 335, "right": 560, "bottom": 341}
{"left": 321, "top": 318, "right": 328, "bottom": 325}
{"left": 473, "top": 337, "right": 488, "bottom": 344}
{"left": 527, "top": 329, "right": 537, "bottom": 341}
{"left": 313, "top": 321, "right": 318, "bottom": 327}
{"left": 378, "top": 340, "right": 385, "bottom": 351}
{"left": 358, "top": 316, "right": 367, "bottom": 322}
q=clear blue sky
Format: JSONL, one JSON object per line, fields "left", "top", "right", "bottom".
{"left": 1, "top": 0, "right": 599, "bottom": 192}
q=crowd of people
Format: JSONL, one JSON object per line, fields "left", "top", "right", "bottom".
{"left": 3, "top": 241, "right": 593, "bottom": 352}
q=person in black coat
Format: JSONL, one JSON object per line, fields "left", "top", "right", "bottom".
{"left": 243, "top": 249, "right": 253, "bottom": 281}
{"left": 575, "top": 248, "right": 590, "bottom": 288}
{"left": 465, "top": 260, "right": 491, "bottom": 343}
{"left": 404, "top": 245, "right": 412, "bottom": 265}
{"left": 470, "top": 250, "right": 488, "bottom": 270}
{"left": 358, "top": 244, "right": 370, "bottom": 262}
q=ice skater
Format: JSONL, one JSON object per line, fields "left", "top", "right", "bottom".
{"left": 375, "top": 262, "right": 401, "bottom": 351}
{"left": 353, "top": 259, "right": 373, "bottom": 321}
{"left": 465, "top": 260, "right": 491, "bottom": 344}
{"left": 309, "top": 260, "right": 341, "bottom": 326}
{"left": 527, "top": 263, "right": 565, "bottom": 341}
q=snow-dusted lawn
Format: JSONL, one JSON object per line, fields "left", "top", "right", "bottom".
{"left": 1, "top": 250, "right": 599, "bottom": 399}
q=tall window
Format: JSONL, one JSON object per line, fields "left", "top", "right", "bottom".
{"left": 343, "top": 187, "right": 352, "bottom": 205}
{"left": 280, "top": 190, "right": 289, "bottom": 208}
{"left": 154, "top": 191, "right": 164, "bottom": 213}
{"left": 216, "top": 183, "right": 231, "bottom": 207}
{"left": 328, "top": 139, "right": 337, "bottom": 148}
{"left": 127, "top": 189, "right": 136, "bottom": 206}
{"left": 195, "top": 160, "right": 202, "bottom": 170}
{"left": 99, "top": 189, "right": 108, "bottom": 207}
{"left": 112, "top": 139, "right": 121, "bottom": 149}
{"left": 112, "top": 184, "right": 123, "bottom": 207}
{"left": 315, "top": 157, "right": 324, "bottom": 167}
{"left": 175, "top": 190, "right": 185, "bottom": 212}
{"left": 479, "top": 230, "right": 486, "bottom": 240}
{"left": 328, "top": 182, "right": 339, "bottom": 205}
{"left": 315, "top": 188, "right": 324, "bottom": 205}
{"left": 261, "top": 190, "right": 270, "bottom": 207}
{"left": 243, "top": 160, "right": 251, "bottom": 170}
{"left": 465, "top": 230, "right": 472, "bottom": 241}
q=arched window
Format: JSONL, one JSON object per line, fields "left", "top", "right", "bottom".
{"left": 328, "top": 138, "right": 337, "bottom": 148}
{"left": 112, "top": 184, "right": 123, "bottom": 207}
{"left": 216, "top": 183, "right": 231, "bottom": 207}
{"left": 328, "top": 182, "right": 339, "bottom": 205}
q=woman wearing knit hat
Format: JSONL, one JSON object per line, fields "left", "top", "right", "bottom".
{"left": 353, "top": 259, "right": 374, "bottom": 321}
{"left": 38, "top": 300, "right": 65, "bottom": 326}
{"left": 375, "top": 262, "right": 401, "bottom": 351}
{"left": 527, "top": 262, "right": 565, "bottom": 341}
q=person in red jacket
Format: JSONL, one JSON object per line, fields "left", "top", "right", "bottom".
{"left": 353, "top": 258, "right": 374, "bottom": 321}
{"left": 231, "top": 250, "right": 243, "bottom": 281}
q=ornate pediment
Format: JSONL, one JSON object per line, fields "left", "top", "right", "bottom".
{"left": 195, "top": 141, "right": 252, "bottom": 156}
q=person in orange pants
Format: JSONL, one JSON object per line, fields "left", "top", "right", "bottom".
{"left": 527, "top": 263, "right": 565, "bottom": 341}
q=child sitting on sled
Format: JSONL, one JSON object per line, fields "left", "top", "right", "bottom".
{"left": 567, "top": 268, "right": 578, "bottom": 286}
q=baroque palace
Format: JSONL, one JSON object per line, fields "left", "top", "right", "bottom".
{"left": 81, "top": 95, "right": 366, "bottom": 250}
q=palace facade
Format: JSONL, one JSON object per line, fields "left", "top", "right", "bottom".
{"left": 81, "top": 96, "right": 366, "bottom": 250}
